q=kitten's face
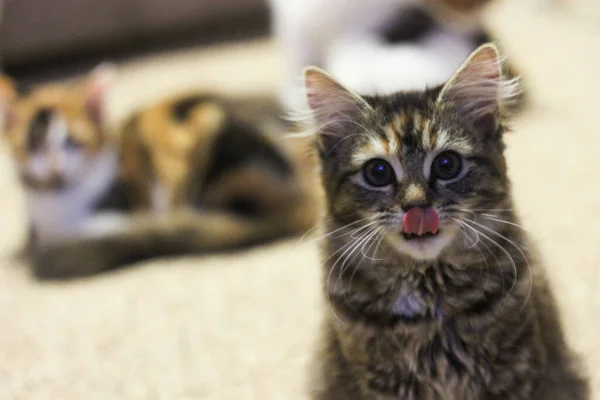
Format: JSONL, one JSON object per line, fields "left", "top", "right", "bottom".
{"left": 1, "top": 67, "right": 113, "bottom": 191}
{"left": 306, "top": 44, "right": 515, "bottom": 260}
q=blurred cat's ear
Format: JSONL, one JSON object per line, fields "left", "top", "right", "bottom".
{"left": 0, "top": 75, "right": 17, "bottom": 132}
{"left": 304, "top": 67, "right": 371, "bottom": 152}
{"left": 437, "top": 44, "right": 520, "bottom": 134}
{"left": 85, "top": 63, "right": 116, "bottom": 126}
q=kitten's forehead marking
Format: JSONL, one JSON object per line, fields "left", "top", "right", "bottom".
{"left": 431, "top": 127, "right": 474, "bottom": 154}
{"left": 385, "top": 110, "right": 433, "bottom": 150}
{"left": 350, "top": 135, "right": 403, "bottom": 181}
{"left": 390, "top": 112, "right": 408, "bottom": 135}
{"left": 422, "top": 118, "right": 434, "bottom": 148}
{"left": 433, "top": 128, "right": 450, "bottom": 150}
{"left": 384, "top": 125, "right": 400, "bottom": 155}
{"left": 413, "top": 113, "right": 427, "bottom": 147}
{"left": 351, "top": 135, "right": 388, "bottom": 166}
{"left": 386, "top": 110, "right": 475, "bottom": 155}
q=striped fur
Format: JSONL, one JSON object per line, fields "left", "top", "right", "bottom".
{"left": 305, "top": 44, "right": 588, "bottom": 399}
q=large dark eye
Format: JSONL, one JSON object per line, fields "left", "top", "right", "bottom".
{"left": 363, "top": 159, "right": 395, "bottom": 187}
{"left": 432, "top": 151, "right": 462, "bottom": 180}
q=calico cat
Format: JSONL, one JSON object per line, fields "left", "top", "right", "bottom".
{"left": 118, "top": 93, "right": 299, "bottom": 211}
{"left": 29, "top": 92, "right": 318, "bottom": 279}
{"left": 303, "top": 44, "right": 588, "bottom": 399}
{"left": 0, "top": 65, "right": 131, "bottom": 252}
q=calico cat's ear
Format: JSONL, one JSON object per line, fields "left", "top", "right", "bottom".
{"left": 304, "top": 67, "right": 371, "bottom": 151}
{"left": 437, "top": 43, "right": 519, "bottom": 134}
{"left": 0, "top": 75, "right": 17, "bottom": 132}
{"left": 84, "top": 63, "right": 116, "bottom": 126}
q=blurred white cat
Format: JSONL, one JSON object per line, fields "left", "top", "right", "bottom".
{"left": 269, "top": 0, "right": 491, "bottom": 110}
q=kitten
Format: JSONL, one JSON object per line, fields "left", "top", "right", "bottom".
{"left": 0, "top": 65, "right": 130, "bottom": 251}
{"left": 31, "top": 93, "right": 318, "bottom": 279}
{"left": 304, "top": 44, "right": 588, "bottom": 399}
{"left": 269, "top": 0, "right": 493, "bottom": 110}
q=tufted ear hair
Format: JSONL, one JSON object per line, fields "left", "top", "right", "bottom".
{"left": 437, "top": 43, "right": 520, "bottom": 135}
{"left": 303, "top": 66, "right": 372, "bottom": 153}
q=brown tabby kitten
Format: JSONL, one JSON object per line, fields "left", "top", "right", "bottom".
{"left": 32, "top": 93, "right": 318, "bottom": 279}
{"left": 304, "top": 44, "right": 588, "bottom": 399}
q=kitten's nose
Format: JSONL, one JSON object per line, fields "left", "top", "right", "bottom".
{"left": 400, "top": 182, "right": 431, "bottom": 211}
{"left": 403, "top": 207, "right": 439, "bottom": 236}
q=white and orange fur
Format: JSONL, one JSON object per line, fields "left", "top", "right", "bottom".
{"left": 1, "top": 70, "right": 319, "bottom": 279}
{"left": 0, "top": 65, "right": 127, "bottom": 248}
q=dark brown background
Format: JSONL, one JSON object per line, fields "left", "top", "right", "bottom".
{"left": 1, "top": 0, "right": 268, "bottom": 81}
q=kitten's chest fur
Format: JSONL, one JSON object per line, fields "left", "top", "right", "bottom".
{"left": 324, "top": 260, "right": 542, "bottom": 400}
{"left": 337, "top": 319, "right": 490, "bottom": 399}
{"left": 335, "top": 305, "right": 495, "bottom": 399}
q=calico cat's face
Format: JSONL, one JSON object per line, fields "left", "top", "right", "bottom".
{"left": 305, "top": 44, "right": 518, "bottom": 260}
{"left": 0, "top": 66, "right": 113, "bottom": 191}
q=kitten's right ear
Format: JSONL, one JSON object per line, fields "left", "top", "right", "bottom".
{"left": 304, "top": 67, "right": 370, "bottom": 151}
{"left": 436, "top": 44, "right": 519, "bottom": 135}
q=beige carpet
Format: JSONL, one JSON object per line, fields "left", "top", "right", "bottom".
{"left": 1, "top": 1, "right": 599, "bottom": 398}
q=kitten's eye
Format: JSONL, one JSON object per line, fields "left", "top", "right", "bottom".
{"left": 432, "top": 151, "right": 462, "bottom": 180}
{"left": 363, "top": 159, "right": 395, "bottom": 187}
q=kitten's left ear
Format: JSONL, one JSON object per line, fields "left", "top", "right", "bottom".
{"left": 85, "top": 63, "right": 117, "bottom": 126}
{"left": 437, "top": 44, "right": 519, "bottom": 134}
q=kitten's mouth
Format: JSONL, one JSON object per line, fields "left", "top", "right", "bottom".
{"left": 402, "top": 207, "right": 439, "bottom": 239}
{"left": 403, "top": 231, "right": 439, "bottom": 241}
{"left": 389, "top": 207, "right": 451, "bottom": 260}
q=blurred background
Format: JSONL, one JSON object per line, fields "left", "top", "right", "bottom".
{"left": 1, "top": 0, "right": 598, "bottom": 83}
{"left": 1, "top": 0, "right": 269, "bottom": 82}
{"left": 1, "top": 0, "right": 599, "bottom": 399}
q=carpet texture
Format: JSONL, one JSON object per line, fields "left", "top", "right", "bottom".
{"left": 0, "top": 1, "right": 599, "bottom": 398}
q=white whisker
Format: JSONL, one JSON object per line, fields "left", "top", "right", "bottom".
{"left": 452, "top": 218, "right": 518, "bottom": 303}
{"left": 361, "top": 226, "right": 385, "bottom": 261}
{"left": 303, "top": 217, "right": 371, "bottom": 244}
{"left": 466, "top": 218, "right": 533, "bottom": 310}
{"left": 466, "top": 219, "right": 529, "bottom": 263}
{"left": 335, "top": 225, "right": 379, "bottom": 287}
{"left": 482, "top": 215, "right": 530, "bottom": 233}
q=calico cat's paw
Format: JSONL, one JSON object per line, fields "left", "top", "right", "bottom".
{"left": 31, "top": 240, "right": 111, "bottom": 280}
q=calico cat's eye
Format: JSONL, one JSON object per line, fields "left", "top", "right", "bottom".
{"left": 432, "top": 151, "right": 462, "bottom": 180}
{"left": 65, "top": 136, "right": 82, "bottom": 150}
{"left": 27, "top": 108, "right": 53, "bottom": 152}
{"left": 363, "top": 159, "right": 395, "bottom": 187}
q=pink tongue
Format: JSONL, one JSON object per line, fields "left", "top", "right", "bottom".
{"left": 403, "top": 207, "right": 439, "bottom": 235}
